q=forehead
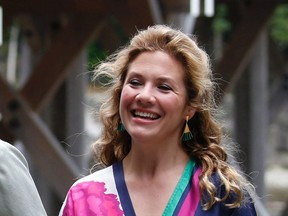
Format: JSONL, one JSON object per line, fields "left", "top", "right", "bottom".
{"left": 127, "top": 51, "right": 185, "bottom": 80}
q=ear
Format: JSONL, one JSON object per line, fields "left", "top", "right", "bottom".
{"left": 184, "top": 105, "right": 196, "bottom": 120}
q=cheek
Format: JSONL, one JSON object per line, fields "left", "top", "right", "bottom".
{"left": 162, "top": 95, "right": 185, "bottom": 109}
{"left": 119, "top": 87, "right": 134, "bottom": 115}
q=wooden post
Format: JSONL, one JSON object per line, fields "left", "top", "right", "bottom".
{"left": 65, "top": 51, "right": 89, "bottom": 170}
{"left": 234, "top": 30, "right": 268, "bottom": 199}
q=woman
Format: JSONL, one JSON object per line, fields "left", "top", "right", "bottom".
{"left": 0, "top": 139, "right": 47, "bottom": 216}
{"left": 59, "top": 25, "right": 257, "bottom": 215}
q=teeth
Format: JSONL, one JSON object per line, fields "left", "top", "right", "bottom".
{"left": 134, "top": 111, "right": 158, "bottom": 119}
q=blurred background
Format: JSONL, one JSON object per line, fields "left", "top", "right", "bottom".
{"left": 0, "top": 0, "right": 287, "bottom": 215}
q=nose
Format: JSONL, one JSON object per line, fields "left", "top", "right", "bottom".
{"left": 135, "top": 85, "right": 156, "bottom": 105}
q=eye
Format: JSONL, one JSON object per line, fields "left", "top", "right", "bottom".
{"left": 129, "top": 79, "right": 142, "bottom": 86}
{"left": 158, "top": 84, "right": 173, "bottom": 91}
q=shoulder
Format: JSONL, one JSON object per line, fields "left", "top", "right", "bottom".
{"left": 0, "top": 139, "right": 19, "bottom": 153}
{"left": 65, "top": 165, "right": 117, "bottom": 199}
{"left": 59, "top": 164, "right": 124, "bottom": 215}
{"left": 0, "top": 140, "right": 47, "bottom": 216}
{"left": 0, "top": 139, "right": 17, "bottom": 151}
{"left": 0, "top": 139, "right": 29, "bottom": 170}
{"left": 192, "top": 163, "right": 257, "bottom": 215}
{"left": 72, "top": 165, "right": 114, "bottom": 186}
{"left": 202, "top": 171, "right": 257, "bottom": 215}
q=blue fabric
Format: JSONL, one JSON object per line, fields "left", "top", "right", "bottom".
{"left": 113, "top": 161, "right": 136, "bottom": 216}
{"left": 194, "top": 172, "right": 257, "bottom": 216}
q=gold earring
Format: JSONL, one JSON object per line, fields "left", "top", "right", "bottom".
{"left": 182, "top": 116, "right": 193, "bottom": 141}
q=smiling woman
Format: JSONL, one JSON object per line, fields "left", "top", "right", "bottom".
{"left": 59, "top": 25, "right": 257, "bottom": 216}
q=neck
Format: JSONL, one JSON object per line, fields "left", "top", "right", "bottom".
{"left": 123, "top": 138, "right": 189, "bottom": 179}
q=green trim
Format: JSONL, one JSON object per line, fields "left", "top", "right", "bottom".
{"left": 162, "top": 159, "right": 195, "bottom": 216}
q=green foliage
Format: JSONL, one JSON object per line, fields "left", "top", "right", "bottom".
{"left": 270, "top": 4, "right": 288, "bottom": 46}
{"left": 108, "top": 16, "right": 129, "bottom": 45}
{"left": 212, "top": 4, "right": 231, "bottom": 33}
{"left": 87, "top": 16, "right": 128, "bottom": 74}
{"left": 87, "top": 42, "right": 112, "bottom": 86}
{"left": 87, "top": 41, "right": 107, "bottom": 72}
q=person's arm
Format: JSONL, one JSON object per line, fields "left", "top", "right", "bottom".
{"left": 0, "top": 140, "right": 47, "bottom": 216}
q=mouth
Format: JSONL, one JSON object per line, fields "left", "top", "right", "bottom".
{"left": 132, "top": 110, "right": 161, "bottom": 120}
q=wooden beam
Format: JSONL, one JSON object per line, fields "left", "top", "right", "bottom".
{"left": 0, "top": 74, "right": 80, "bottom": 198}
{"left": 215, "top": 0, "right": 281, "bottom": 97}
{"left": 97, "top": 0, "right": 154, "bottom": 54}
{"left": 126, "top": 0, "right": 155, "bottom": 29}
{"left": 216, "top": 0, "right": 288, "bottom": 3}
{"left": 0, "top": 0, "right": 109, "bottom": 16}
{"left": 0, "top": 13, "right": 104, "bottom": 198}
{"left": 113, "top": 0, "right": 154, "bottom": 38}
{"left": 20, "top": 14, "right": 104, "bottom": 112}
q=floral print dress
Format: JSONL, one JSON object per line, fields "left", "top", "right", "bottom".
{"left": 59, "top": 160, "right": 257, "bottom": 216}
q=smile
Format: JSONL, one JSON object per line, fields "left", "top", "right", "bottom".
{"left": 132, "top": 110, "right": 160, "bottom": 120}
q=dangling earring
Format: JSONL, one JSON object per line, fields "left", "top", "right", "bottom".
{"left": 117, "top": 122, "right": 125, "bottom": 132}
{"left": 182, "top": 116, "right": 193, "bottom": 141}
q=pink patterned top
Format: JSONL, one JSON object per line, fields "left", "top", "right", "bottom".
{"left": 59, "top": 160, "right": 257, "bottom": 216}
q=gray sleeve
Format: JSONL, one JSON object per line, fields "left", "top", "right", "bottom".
{"left": 0, "top": 140, "right": 47, "bottom": 216}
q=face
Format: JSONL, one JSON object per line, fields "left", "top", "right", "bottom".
{"left": 119, "top": 51, "right": 195, "bottom": 143}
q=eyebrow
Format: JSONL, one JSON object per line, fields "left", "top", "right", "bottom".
{"left": 126, "top": 71, "right": 142, "bottom": 78}
{"left": 127, "top": 71, "right": 176, "bottom": 82}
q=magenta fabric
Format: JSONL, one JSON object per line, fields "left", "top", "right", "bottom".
{"left": 178, "top": 168, "right": 201, "bottom": 215}
{"left": 62, "top": 181, "right": 123, "bottom": 216}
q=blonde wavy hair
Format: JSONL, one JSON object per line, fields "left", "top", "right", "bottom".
{"left": 92, "top": 25, "right": 254, "bottom": 210}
